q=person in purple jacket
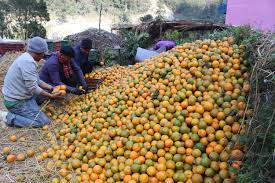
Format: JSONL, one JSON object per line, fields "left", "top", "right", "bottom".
{"left": 154, "top": 40, "right": 176, "bottom": 52}
{"left": 73, "top": 38, "right": 103, "bottom": 75}
{"left": 39, "top": 46, "right": 88, "bottom": 95}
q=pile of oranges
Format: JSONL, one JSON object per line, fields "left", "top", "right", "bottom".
{"left": 85, "top": 66, "right": 135, "bottom": 86}
{"left": 44, "top": 37, "right": 250, "bottom": 183}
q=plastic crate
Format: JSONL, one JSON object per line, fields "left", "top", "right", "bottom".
{"left": 54, "top": 41, "right": 61, "bottom": 52}
{"left": 88, "top": 49, "right": 100, "bottom": 62}
{"left": 0, "top": 42, "right": 25, "bottom": 55}
{"left": 61, "top": 40, "right": 69, "bottom": 47}
{"left": 46, "top": 41, "right": 54, "bottom": 52}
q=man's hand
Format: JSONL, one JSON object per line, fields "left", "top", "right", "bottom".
{"left": 50, "top": 91, "right": 62, "bottom": 99}
{"left": 79, "top": 88, "right": 86, "bottom": 93}
{"left": 72, "top": 88, "right": 86, "bottom": 95}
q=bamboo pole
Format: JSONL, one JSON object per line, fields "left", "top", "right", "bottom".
{"left": 98, "top": 2, "right": 103, "bottom": 34}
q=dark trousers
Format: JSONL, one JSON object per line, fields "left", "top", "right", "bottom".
{"left": 81, "top": 61, "right": 99, "bottom": 75}
{"left": 64, "top": 73, "right": 79, "bottom": 87}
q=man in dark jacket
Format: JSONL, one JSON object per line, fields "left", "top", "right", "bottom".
{"left": 39, "top": 46, "right": 87, "bottom": 95}
{"left": 73, "top": 38, "right": 103, "bottom": 74}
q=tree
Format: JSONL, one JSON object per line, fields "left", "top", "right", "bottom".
{"left": 45, "top": 0, "right": 92, "bottom": 20}
{"left": 0, "top": 0, "right": 12, "bottom": 38}
{"left": 2, "top": 0, "right": 50, "bottom": 39}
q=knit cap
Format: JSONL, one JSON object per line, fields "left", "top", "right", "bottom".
{"left": 27, "top": 37, "right": 48, "bottom": 54}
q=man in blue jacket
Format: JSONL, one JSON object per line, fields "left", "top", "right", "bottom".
{"left": 73, "top": 38, "right": 103, "bottom": 74}
{"left": 39, "top": 46, "right": 88, "bottom": 95}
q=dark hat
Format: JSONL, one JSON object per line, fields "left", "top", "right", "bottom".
{"left": 60, "top": 46, "right": 75, "bottom": 57}
{"left": 80, "top": 38, "right": 93, "bottom": 50}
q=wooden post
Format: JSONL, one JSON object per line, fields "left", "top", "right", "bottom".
{"left": 99, "top": 2, "right": 103, "bottom": 34}
{"left": 159, "top": 22, "right": 163, "bottom": 39}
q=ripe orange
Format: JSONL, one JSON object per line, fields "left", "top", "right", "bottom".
{"left": 42, "top": 125, "right": 49, "bottom": 131}
{"left": 231, "top": 149, "right": 244, "bottom": 161}
{"left": 16, "top": 153, "right": 26, "bottom": 161}
{"left": 9, "top": 135, "right": 17, "bottom": 142}
{"left": 185, "top": 155, "right": 194, "bottom": 165}
{"left": 81, "top": 163, "right": 89, "bottom": 172}
{"left": 6, "top": 154, "right": 16, "bottom": 163}
{"left": 60, "top": 85, "right": 66, "bottom": 90}
{"left": 146, "top": 166, "right": 156, "bottom": 176}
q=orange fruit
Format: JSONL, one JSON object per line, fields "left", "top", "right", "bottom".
{"left": 156, "top": 171, "right": 167, "bottom": 181}
{"left": 27, "top": 149, "right": 35, "bottom": 157}
{"left": 231, "top": 149, "right": 244, "bottom": 161}
{"left": 60, "top": 85, "right": 66, "bottom": 90}
{"left": 185, "top": 139, "right": 194, "bottom": 148}
{"left": 192, "top": 173, "right": 203, "bottom": 183}
{"left": 6, "top": 154, "right": 16, "bottom": 163}
{"left": 3, "top": 147, "right": 11, "bottom": 154}
{"left": 185, "top": 155, "right": 194, "bottom": 165}
{"left": 93, "top": 165, "right": 103, "bottom": 174}
{"left": 203, "top": 101, "right": 214, "bottom": 111}
{"left": 42, "top": 125, "right": 49, "bottom": 131}
{"left": 81, "top": 164, "right": 89, "bottom": 172}
{"left": 9, "top": 135, "right": 17, "bottom": 142}
{"left": 224, "top": 82, "right": 233, "bottom": 91}
{"left": 146, "top": 166, "right": 156, "bottom": 176}
{"left": 16, "top": 153, "right": 26, "bottom": 161}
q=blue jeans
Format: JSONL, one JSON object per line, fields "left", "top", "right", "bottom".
{"left": 6, "top": 97, "right": 51, "bottom": 128}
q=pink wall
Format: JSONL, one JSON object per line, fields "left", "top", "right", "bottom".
{"left": 226, "top": 0, "right": 275, "bottom": 32}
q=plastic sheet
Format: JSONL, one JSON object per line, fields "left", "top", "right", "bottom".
{"left": 135, "top": 47, "right": 160, "bottom": 63}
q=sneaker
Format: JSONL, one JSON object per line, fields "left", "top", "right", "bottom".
{"left": 0, "top": 110, "right": 8, "bottom": 128}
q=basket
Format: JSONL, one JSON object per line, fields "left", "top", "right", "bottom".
{"left": 85, "top": 77, "right": 105, "bottom": 90}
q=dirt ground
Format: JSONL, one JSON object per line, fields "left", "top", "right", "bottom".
{"left": 0, "top": 127, "right": 54, "bottom": 183}
{"left": 0, "top": 98, "right": 68, "bottom": 183}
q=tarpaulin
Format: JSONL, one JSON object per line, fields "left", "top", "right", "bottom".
{"left": 225, "top": 0, "right": 275, "bottom": 32}
{"left": 135, "top": 47, "right": 160, "bottom": 63}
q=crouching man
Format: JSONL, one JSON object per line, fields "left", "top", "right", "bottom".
{"left": 0, "top": 37, "right": 61, "bottom": 128}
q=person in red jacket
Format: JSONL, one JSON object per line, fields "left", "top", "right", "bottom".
{"left": 39, "top": 46, "right": 88, "bottom": 95}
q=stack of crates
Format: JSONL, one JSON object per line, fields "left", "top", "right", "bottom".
{"left": 0, "top": 41, "right": 25, "bottom": 56}
{"left": 46, "top": 39, "right": 69, "bottom": 53}
{"left": 46, "top": 40, "right": 55, "bottom": 52}
{"left": 88, "top": 49, "right": 100, "bottom": 62}
{"left": 61, "top": 40, "right": 69, "bottom": 48}
{"left": 54, "top": 41, "right": 61, "bottom": 52}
